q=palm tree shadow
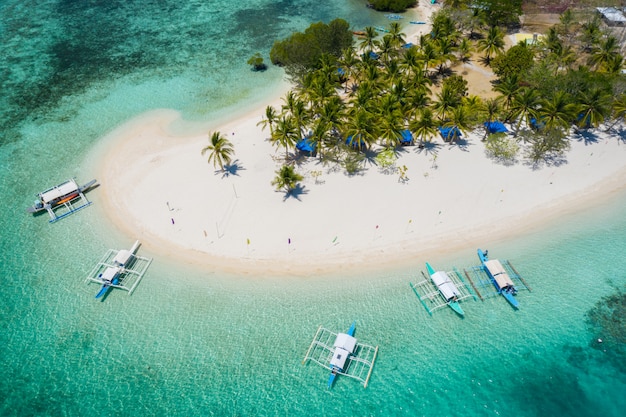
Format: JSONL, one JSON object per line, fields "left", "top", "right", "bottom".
{"left": 219, "top": 159, "right": 245, "bottom": 177}
{"left": 416, "top": 141, "right": 442, "bottom": 156}
{"left": 282, "top": 184, "right": 308, "bottom": 201}
{"left": 612, "top": 125, "right": 626, "bottom": 144}
{"left": 573, "top": 129, "right": 600, "bottom": 145}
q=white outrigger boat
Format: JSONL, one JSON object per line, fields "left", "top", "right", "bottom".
{"left": 478, "top": 249, "right": 519, "bottom": 308}
{"left": 426, "top": 262, "right": 465, "bottom": 316}
{"left": 27, "top": 178, "right": 97, "bottom": 222}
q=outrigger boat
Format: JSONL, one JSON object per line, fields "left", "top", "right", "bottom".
{"left": 94, "top": 241, "right": 141, "bottom": 300}
{"left": 477, "top": 249, "right": 519, "bottom": 309}
{"left": 328, "top": 321, "right": 357, "bottom": 388}
{"left": 426, "top": 262, "right": 465, "bottom": 316}
{"left": 27, "top": 178, "right": 98, "bottom": 222}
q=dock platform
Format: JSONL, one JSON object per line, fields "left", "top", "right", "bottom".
{"left": 410, "top": 268, "right": 477, "bottom": 315}
{"left": 303, "top": 325, "right": 378, "bottom": 388}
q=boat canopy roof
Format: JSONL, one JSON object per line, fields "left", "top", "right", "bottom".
{"left": 484, "top": 259, "right": 514, "bottom": 288}
{"left": 334, "top": 333, "right": 357, "bottom": 353}
{"left": 101, "top": 266, "right": 121, "bottom": 281}
{"left": 430, "top": 271, "right": 461, "bottom": 300}
{"left": 114, "top": 249, "right": 133, "bottom": 266}
{"left": 330, "top": 347, "right": 350, "bottom": 370}
{"left": 40, "top": 179, "right": 79, "bottom": 204}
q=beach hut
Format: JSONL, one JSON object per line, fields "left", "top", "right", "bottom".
{"left": 438, "top": 126, "right": 461, "bottom": 142}
{"left": 484, "top": 121, "right": 508, "bottom": 134}
{"left": 400, "top": 129, "right": 413, "bottom": 145}
{"left": 296, "top": 137, "right": 316, "bottom": 155}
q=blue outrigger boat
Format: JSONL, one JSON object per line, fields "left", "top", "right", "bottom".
{"left": 426, "top": 263, "right": 465, "bottom": 316}
{"left": 328, "top": 321, "right": 356, "bottom": 388}
{"left": 477, "top": 249, "right": 519, "bottom": 308}
{"left": 94, "top": 241, "right": 141, "bottom": 300}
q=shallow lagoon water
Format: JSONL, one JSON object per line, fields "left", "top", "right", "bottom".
{"left": 1, "top": 1, "right": 625, "bottom": 416}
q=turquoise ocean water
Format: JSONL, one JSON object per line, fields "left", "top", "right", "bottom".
{"left": 1, "top": 1, "right": 625, "bottom": 415}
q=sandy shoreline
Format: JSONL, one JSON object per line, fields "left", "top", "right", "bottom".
{"left": 91, "top": 2, "right": 626, "bottom": 276}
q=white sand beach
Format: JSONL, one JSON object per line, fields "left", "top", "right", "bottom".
{"left": 92, "top": 1, "right": 626, "bottom": 276}
{"left": 95, "top": 99, "right": 626, "bottom": 276}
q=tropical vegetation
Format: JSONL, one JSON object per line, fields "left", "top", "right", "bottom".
{"left": 253, "top": 5, "right": 626, "bottom": 187}
{"left": 201, "top": 131, "right": 235, "bottom": 171}
{"left": 367, "top": 0, "right": 416, "bottom": 13}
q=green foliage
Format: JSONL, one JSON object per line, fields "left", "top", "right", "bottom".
{"left": 473, "top": 0, "right": 522, "bottom": 28}
{"left": 342, "top": 151, "right": 366, "bottom": 175}
{"left": 375, "top": 148, "right": 397, "bottom": 174}
{"left": 442, "top": 75, "right": 468, "bottom": 99}
{"left": 491, "top": 44, "right": 535, "bottom": 79}
{"left": 271, "top": 164, "right": 304, "bottom": 193}
{"left": 368, "top": 0, "right": 416, "bottom": 13}
{"left": 247, "top": 53, "right": 266, "bottom": 71}
{"left": 270, "top": 19, "right": 353, "bottom": 78}
{"left": 485, "top": 132, "right": 519, "bottom": 164}
{"left": 520, "top": 127, "right": 570, "bottom": 164}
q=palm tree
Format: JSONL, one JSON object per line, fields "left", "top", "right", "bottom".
{"left": 344, "top": 108, "right": 377, "bottom": 151}
{"left": 257, "top": 105, "right": 278, "bottom": 136}
{"left": 388, "top": 22, "right": 406, "bottom": 49}
{"left": 589, "top": 36, "right": 619, "bottom": 71}
{"left": 537, "top": 91, "right": 577, "bottom": 131}
{"left": 409, "top": 108, "right": 437, "bottom": 147}
{"left": 360, "top": 26, "right": 379, "bottom": 53}
{"left": 481, "top": 97, "right": 502, "bottom": 140}
{"left": 477, "top": 26, "right": 505, "bottom": 64}
{"left": 509, "top": 87, "right": 540, "bottom": 133}
{"left": 271, "top": 115, "right": 297, "bottom": 159}
{"left": 445, "top": 105, "right": 473, "bottom": 142}
{"left": 433, "top": 85, "right": 461, "bottom": 121}
{"left": 271, "top": 165, "right": 304, "bottom": 194}
{"left": 493, "top": 74, "right": 520, "bottom": 113}
{"left": 201, "top": 131, "right": 235, "bottom": 171}
{"left": 576, "top": 87, "right": 612, "bottom": 129}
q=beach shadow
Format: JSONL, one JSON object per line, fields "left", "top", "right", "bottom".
{"left": 608, "top": 125, "right": 626, "bottom": 144}
{"left": 573, "top": 129, "right": 600, "bottom": 145}
{"left": 282, "top": 184, "right": 308, "bottom": 201}
{"left": 220, "top": 159, "right": 245, "bottom": 177}
{"left": 415, "top": 141, "right": 442, "bottom": 156}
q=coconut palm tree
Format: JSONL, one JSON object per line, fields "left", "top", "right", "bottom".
{"left": 493, "top": 74, "right": 520, "bottom": 113}
{"left": 576, "top": 87, "right": 612, "bottom": 129}
{"left": 257, "top": 105, "right": 278, "bottom": 136}
{"left": 388, "top": 22, "right": 406, "bottom": 47}
{"left": 271, "top": 115, "right": 297, "bottom": 159}
{"left": 481, "top": 97, "right": 502, "bottom": 139}
{"left": 201, "top": 131, "right": 235, "bottom": 171}
{"left": 537, "top": 90, "right": 577, "bottom": 131}
{"left": 509, "top": 87, "right": 540, "bottom": 134}
{"left": 433, "top": 85, "right": 461, "bottom": 121}
{"left": 445, "top": 105, "right": 474, "bottom": 142}
{"left": 409, "top": 107, "right": 438, "bottom": 147}
{"left": 344, "top": 108, "right": 377, "bottom": 151}
{"left": 271, "top": 164, "right": 304, "bottom": 194}
{"left": 477, "top": 26, "right": 505, "bottom": 64}
{"left": 589, "top": 36, "right": 619, "bottom": 71}
{"left": 360, "top": 26, "right": 379, "bottom": 53}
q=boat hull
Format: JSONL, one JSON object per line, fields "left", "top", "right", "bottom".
{"left": 477, "top": 249, "right": 519, "bottom": 309}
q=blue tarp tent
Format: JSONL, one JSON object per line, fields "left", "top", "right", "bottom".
{"left": 530, "top": 118, "right": 545, "bottom": 130}
{"left": 439, "top": 126, "right": 461, "bottom": 141}
{"left": 296, "top": 137, "right": 316, "bottom": 153}
{"left": 346, "top": 135, "right": 366, "bottom": 149}
{"left": 484, "top": 121, "right": 508, "bottom": 133}
{"left": 402, "top": 43, "right": 414, "bottom": 49}
{"left": 400, "top": 129, "right": 413, "bottom": 145}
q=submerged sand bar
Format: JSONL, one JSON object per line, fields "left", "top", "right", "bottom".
{"left": 95, "top": 104, "right": 626, "bottom": 275}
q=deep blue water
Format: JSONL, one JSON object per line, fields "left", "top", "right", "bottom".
{"left": 1, "top": 1, "right": 625, "bottom": 416}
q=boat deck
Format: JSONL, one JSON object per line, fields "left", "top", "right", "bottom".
{"left": 303, "top": 326, "right": 378, "bottom": 388}
{"left": 410, "top": 268, "right": 477, "bottom": 315}
{"left": 84, "top": 247, "right": 153, "bottom": 296}
{"left": 463, "top": 260, "right": 531, "bottom": 301}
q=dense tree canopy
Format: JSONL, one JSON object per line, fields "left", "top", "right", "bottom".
{"left": 367, "top": 0, "right": 417, "bottom": 13}
{"left": 270, "top": 19, "right": 353, "bottom": 79}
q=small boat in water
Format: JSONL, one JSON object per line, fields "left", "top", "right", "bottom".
{"left": 95, "top": 241, "right": 141, "bottom": 299}
{"left": 477, "top": 249, "right": 519, "bottom": 308}
{"left": 410, "top": 21, "right": 427, "bottom": 24}
{"left": 328, "top": 321, "right": 357, "bottom": 388}
{"left": 27, "top": 178, "right": 97, "bottom": 213}
{"left": 426, "top": 262, "right": 465, "bottom": 316}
